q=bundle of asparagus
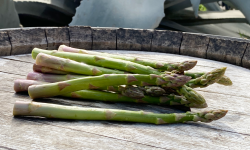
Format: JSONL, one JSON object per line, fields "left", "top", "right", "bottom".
{"left": 13, "top": 45, "right": 232, "bottom": 124}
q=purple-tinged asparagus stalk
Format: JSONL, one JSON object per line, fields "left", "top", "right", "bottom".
{"left": 36, "top": 53, "right": 125, "bottom": 75}
{"left": 33, "top": 64, "right": 71, "bottom": 74}
{"left": 14, "top": 79, "right": 46, "bottom": 92}
{"left": 32, "top": 48, "right": 163, "bottom": 75}
{"left": 27, "top": 72, "right": 85, "bottom": 83}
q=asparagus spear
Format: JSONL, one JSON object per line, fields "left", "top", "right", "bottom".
{"left": 15, "top": 79, "right": 208, "bottom": 108}
{"left": 185, "top": 71, "right": 232, "bottom": 86}
{"left": 36, "top": 53, "right": 125, "bottom": 75}
{"left": 33, "top": 64, "right": 71, "bottom": 74}
{"left": 28, "top": 73, "right": 191, "bottom": 99}
{"left": 13, "top": 101, "right": 227, "bottom": 124}
{"left": 186, "top": 67, "right": 227, "bottom": 88}
{"left": 58, "top": 45, "right": 197, "bottom": 72}
{"left": 32, "top": 48, "right": 163, "bottom": 75}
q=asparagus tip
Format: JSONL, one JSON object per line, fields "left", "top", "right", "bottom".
{"left": 58, "top": 45, "right": 67, "bottom": 51}
{"left": 194, "top": 109, "right": 228, "bottom": 123}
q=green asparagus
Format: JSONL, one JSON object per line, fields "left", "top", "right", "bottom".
{"left": 13, "top": 101, "right": 227, "bottom": 124}
{"left": 28, "top": 74, "right": 191, "bottom": 99}
{"left": 36, "top": 53, "right": 125, "bottom": 75}
{"left": 186, "top": 67, "right": 227, "bottom": 88}
{"left": 185, "top": 71, "right": 232, "bottom": 86}
{"left": 32, "top": 48, "right": 163, "bottom": 75}
{"left": 16, "top": 79, "right": 207, "bottom": 108}
{"left": 58, "top": 45, "right": 197, "bottom": 72}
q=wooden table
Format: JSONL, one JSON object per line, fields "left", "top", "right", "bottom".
{"left": 1, "top": 50, "right": 250, "bottom": 149}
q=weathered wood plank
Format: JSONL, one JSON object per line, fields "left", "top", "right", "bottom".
{"left": 0, "top": 72, "right": 23, "bottom": 93}
{"left": 0, "top": 58, "right": 33, "bottom": 76}
{"left": 92, "top": 28, "right": 117, "bottom": 50}
{"left": 151, "top": 30, "right": 182, "bottom": 54}
{"left": 69, "top": 26, "right": 92, "bottom": 49}
{"left": 1, "top": 52, "right": 250, "bottom": 149}
{"left": 207, "top": 35, "right": 249, "bottom": 66}
{"left": 1, "top": 115, "right": 159, "bottom": 150}
{"left": 180, "top": 33, "right": 209, "bottom": 58}
{"left": 45, "top": 27, "right": 70, "bottom": 50}
{"left": 0, "top": 31, "right": 11, "bottom": 56}
{"left": 8, "top": 28, "right": 47, "bottom": 55}
{"left": 1, "top": 54, "right": 34, "bottom": 63}
{"left": 1, "top": 92, "right": 250, "bottom": 150}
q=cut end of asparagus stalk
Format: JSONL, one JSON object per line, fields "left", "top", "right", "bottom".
{"left": 13, "top": 101, "right": 32, "bottom": 116}
{"left": 14, "top": 79, "right": 46, "bottom": 92}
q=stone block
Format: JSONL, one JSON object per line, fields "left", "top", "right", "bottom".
{"left": 207, "top": 36, "right": 248, "bottom": 66}
{"left": 0, "top": 31, "right": 11, "bottom": 56}
{"left": 8, "top": 28, "right": 47, "bottom": 55}
{"left": 45, "top": 27, "right": 70, "bottom": 50}
{"left": 180, "top": 33, "right": 209, "bottom": 58}
{"left": 151, "top": 30, "right": 182, "bottom": 54}
{"left": 69, "top": 26, "right": 92, "bottom": 49}
{"left": 92, "top": 27, "right": 117, "bottom": 50}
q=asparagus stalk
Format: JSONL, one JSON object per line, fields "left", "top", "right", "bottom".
{"left": 15, "top": 79, "right": 207, "bottom": 108}
{"left": 185, "top": 71, "right": 232, "bottom": 86}
{"left": 58, "top": 45, "right": 197, "bottom": 72}
{"left": 186, "top": 67, "right": 227, "bottom": 88}
{"left": 32, "top": 48, "right": 163, "bottom": 75}
{"left": 33, "top": 64, "right": 71, "bottom": 74}
{"left": 13, "top": 101, "right": 227, "bottom": 124}
{"left": 36, "top": 53, "right": 125, "bottom": 75}
{"left": 28, "top": 73, "right": 191, "bottom": 99}
{"left": 27, "top": 72, "right": 85, "bottom": 83}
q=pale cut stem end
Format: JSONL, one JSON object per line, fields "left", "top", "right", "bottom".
{"left": 13, "top": 101, "right": 30, "bottom": 116}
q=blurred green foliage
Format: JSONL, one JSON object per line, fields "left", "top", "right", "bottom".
{"left": 199, "top": 4, "right": 207, "bottom": 11}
